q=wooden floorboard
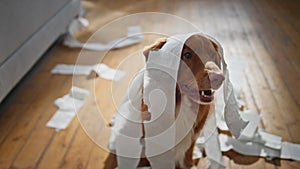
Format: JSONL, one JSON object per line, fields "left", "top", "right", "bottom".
{"left": 246, "top": 0, "right": 300, "bottom": 107}
{"left": 0, "top": 0, "right": 299, "bottom": 169}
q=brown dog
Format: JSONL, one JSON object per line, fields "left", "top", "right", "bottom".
{"left": 142, "top": 34, "right": 225, "bottom": 168}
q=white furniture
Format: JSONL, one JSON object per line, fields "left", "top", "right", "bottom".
{"left": 0, "top": 0, "right": 81, "bottom": 103}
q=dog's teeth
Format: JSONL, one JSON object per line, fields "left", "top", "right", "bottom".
{"left": 201, "top": 91, "right": 204, "bottom": 96}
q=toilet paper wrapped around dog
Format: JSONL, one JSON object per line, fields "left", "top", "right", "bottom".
{"left": 109, "top": 34, "right": 201, "bottom": 169}
{"left": 108, "top": 32, "right": 267, "bottom": 169}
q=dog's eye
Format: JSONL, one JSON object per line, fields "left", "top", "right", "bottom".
{"left": 184, "top": 52, "right": 192, "bottom": 59}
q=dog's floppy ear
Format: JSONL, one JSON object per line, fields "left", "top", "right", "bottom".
{"left": 143, "top": 38, "right": 167, "bottom": 61}
{"left": 209, "top": 38, "right": 223, "bottom": 68}
{"left": 209, "top": 39, "right": 220, "bottom": 54}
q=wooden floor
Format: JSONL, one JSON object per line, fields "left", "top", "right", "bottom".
{"left": 0, "top": 0, "right": 299, "bottom": 168}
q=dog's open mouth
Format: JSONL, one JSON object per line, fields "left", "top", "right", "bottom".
{"left": 180, "top": 84, "right": 215, "bottom": 104}
{"left": 199, "top": 90, "right": 214, "bottom": 103}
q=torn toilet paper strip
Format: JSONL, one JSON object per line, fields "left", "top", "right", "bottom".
{"left": 63, "top": 17, "right": 144, "bottom": 51}
{"left": 68, "top": 17, "right": 89, "bottom": 35}
{"left": 92, "top": 64, "right": 126, "bottom": 81}
{"left": 200, "top": 34, "right": 248, "bottom": 168}
{"left": 143, "top": 34, "right": 203, "bottom": 169}
{"left": 219, "top": 134, "right": 280, "bottom": 158}
{"left": 110, "top": 34, "right": 196, "bottom": 169}
{"left": 202, "top": 106, "right": 225, "bottom": 169}
{"left": 209, "top": 34, "right": 249, "bottom": 140}
{"left": 51, "top": 63, "right": 126, "bottom": 81}
{"left": 223, "top": 72, "right": 248, "bottom": 139}
{"left": 70, "top": 86, "right": 89, "bottom": 100}
{"left": 215, "top": 55, "right": 246, "bottom": 131}
{"left": 224, "top": 55, "right": 246, "bottom": 97}
{"left": 112, "top": 69, "right": 144, "bottom": 168}
{"left": 213, "top": 51, "right": 291, "bottom": 152}
{"left": 281, "top": 142, "right": 300, "bottom": 161}
{"left": 46, "top": 86, "right": 89, "bottom": 131}
{"left": 256, "top": 129, "right": 282, "bottom": 150}
{"left": 51, "top": 64, "right": 92, "bottom": 75}
{"left": 218, "top": 134, "right": 300, "bottom": 161}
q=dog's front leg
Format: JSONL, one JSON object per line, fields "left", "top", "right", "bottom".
{"left": 183, "top": 141, "right": 196, "bottom": 169}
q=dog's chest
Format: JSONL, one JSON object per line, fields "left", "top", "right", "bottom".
{"left": 174, "top": 97, "right": 200, "bottom": 168}
{"left": 175, "top": 130, "right": 194, "bottom": 168}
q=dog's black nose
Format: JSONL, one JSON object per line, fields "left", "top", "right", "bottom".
{"left": 204, "top": 90, "right": 212, "bottom": 96}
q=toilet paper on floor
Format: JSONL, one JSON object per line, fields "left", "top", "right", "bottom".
{"left": 92, "top": 64, "right": 126, "bottom": 81}
{"left": 192, "top": 107, "right": 300, "bottom": 162}
{"left": 51, "top": 63, "right": 126, "bottom": 81}
{"left": 46, "top": 86, "right": 89, "bottom": 131}
{"left": 63, "top": 17, "right": 144, "bottom": 51}
{"left": 51, "top": 64, "right": 92, "bottom": 75}
{"left": 218, "top": 134, "right": 300, "bottom": 161}
{"left": 193, "top": 34, "right": 300, "bottom": 165}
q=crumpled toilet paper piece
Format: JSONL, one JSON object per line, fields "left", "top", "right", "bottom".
{"left": 92, "top": 64, "right": 126, "bottom": 81}
{"left": 63, "top": 17, "right": 143, "bottom": 51}
{"left": 51, "top": 63, "right": 126, "bottom": 81}
{"left": 46, "top": 86, "right": 89, "bottom": 131}
{"left": 193, "top": 146, "right": 203, "bottom": 159}
{"left": 238, "top": 110, "right": 261, "bottom": 141}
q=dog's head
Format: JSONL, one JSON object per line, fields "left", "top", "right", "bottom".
{"left": 143, "top": 34, "right": 225, "bottom": 105}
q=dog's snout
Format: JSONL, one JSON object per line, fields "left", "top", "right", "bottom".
{"left": 205, "top": 61, "right": 221, "bottom": 72}
{"left": 204, "top": 61, "right": 224, "bottom": 89}
{"left": 208, "top": 72, "right": 225, "bottom": 90}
